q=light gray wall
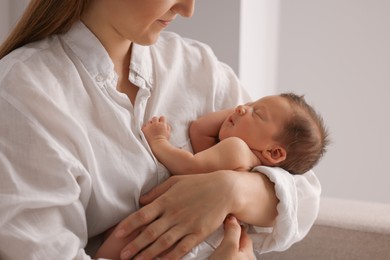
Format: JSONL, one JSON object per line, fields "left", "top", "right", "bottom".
{"left": 0, "top": 0, "right": 30, "bottom": 43}
{"left": 0, "top": 0, "right": 11, "bottom": 43}
{"left": 276, "top": 0, "right": 390, "bottom": 203}
{"left": 168, "top": 0, "right": 240, "bottom": 74}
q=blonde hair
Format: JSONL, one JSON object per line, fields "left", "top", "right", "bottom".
{"left": 0, "top": 0, "right": 91, "bottom": 59}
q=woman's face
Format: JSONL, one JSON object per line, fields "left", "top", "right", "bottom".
{"left": 86, "top": 0, "right": 195, "bottom": 45}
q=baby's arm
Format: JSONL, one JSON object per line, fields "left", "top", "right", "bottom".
{"left": 189, "top": 108, "right": 234, "bottom": 153}
{"left": 142, "top": 117, "right": 260, "bottom": 175}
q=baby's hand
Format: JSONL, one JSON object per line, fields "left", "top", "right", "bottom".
{"left": 142, "top": 116, "right": 171, "bottom": 143}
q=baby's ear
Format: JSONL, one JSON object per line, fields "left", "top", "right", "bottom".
{"left": 262, "top": 146, "right": 287, "bottom": 165}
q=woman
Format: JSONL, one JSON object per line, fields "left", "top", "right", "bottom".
{"left": 0, "top": 0, "right": 320, "bottom": 259}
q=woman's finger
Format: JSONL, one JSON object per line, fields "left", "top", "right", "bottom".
{"left": 209, "top": 215, "right": 255, "bottom": 260}
{"left": 239, "top": 224, "right": 253, "bottom": 252}
{"left": 133, "top": 225, "right": 190, "bottom": 260}
{"left": 219, "top": 215, "right": 242, "bottom": 250}
{"left": 115, "top": 202, "right": 162, "bottom": 239}
{"left": 139, "top": 176, "right": 179, "bottom": 205}
{"left": 119, "top": 218, "right": 175, "bottom": 259}
{"left": 160, "top": 233, "right": 201, "bottom": 260}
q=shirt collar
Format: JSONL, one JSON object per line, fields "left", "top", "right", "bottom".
{"left": 131, "top": 43, "right": 154, "bottom": 89}
{"left": 60, "top": 21, "right": 154, "bottom": 89}
{"left": 61, "top": 21, "right": 114, "bottom": 81}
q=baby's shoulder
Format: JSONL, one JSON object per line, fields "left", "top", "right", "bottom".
{"left": 219, "top": 137, "right": 251, "bottom": 151}
{"left": 218, "top": 137, "right": 261, "bottom": 170}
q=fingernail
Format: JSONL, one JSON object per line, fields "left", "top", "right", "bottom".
{"left": 115, "top": 229, "right": 125, "bottom": 238}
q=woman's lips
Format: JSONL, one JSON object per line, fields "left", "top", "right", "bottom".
{"left": 158, "top": 19, "right": 172, "bottom": 27}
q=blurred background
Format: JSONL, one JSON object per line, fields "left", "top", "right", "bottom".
{"left": 2, "top": 0, "right": 389, "bottom": 204}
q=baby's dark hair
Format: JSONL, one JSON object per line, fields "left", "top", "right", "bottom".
{"left": 275, "top": 93, "right": 329, "bottom": 174}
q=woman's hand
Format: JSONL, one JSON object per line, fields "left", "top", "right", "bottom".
{"left": 114, "top": 170, "right": 277, "bottom": 260}
{"left": 115, "top": 172, "right": 238, "bottom": 260}
{"left": 210, "top": 215, "right": 255, "bottom": 260}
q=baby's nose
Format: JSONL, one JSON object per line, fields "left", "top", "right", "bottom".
{"left": 235, "top": 105, "right": 246, "bottom": 115}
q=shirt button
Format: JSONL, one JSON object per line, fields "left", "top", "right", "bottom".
{"left": 96, "top": 74, "right": 104, "bottom": 82}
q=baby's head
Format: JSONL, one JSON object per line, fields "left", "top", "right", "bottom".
{"left": 219, "top": 93, "right": 329, "bottom": 174}
{"left": 275, "top": 93, "right": 329, "bottom": 174}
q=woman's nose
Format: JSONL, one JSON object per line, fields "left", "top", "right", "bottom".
{"left": 171, "top": 0, "right": 195, "bottom": 18}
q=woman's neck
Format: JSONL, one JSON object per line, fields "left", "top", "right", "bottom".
{"left": 81, "top": 4, "right": 132, "bottom": 69}
{"left": 81, "top": 11, "right": 138, "bottom": 104}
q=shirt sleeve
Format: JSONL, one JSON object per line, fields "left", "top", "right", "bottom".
{"left": 0, "top": 94, "right": 93, "bottom": 259}
{"left": 250, "top": 166, "right": 321, "bottom": 255}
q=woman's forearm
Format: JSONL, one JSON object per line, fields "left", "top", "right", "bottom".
{"left": 229, "top": 171, "right": 278, "bottom": 227}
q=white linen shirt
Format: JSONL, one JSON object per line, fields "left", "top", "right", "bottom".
{"left": 0, "top": 21, "right": 320, "bottom": 259}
